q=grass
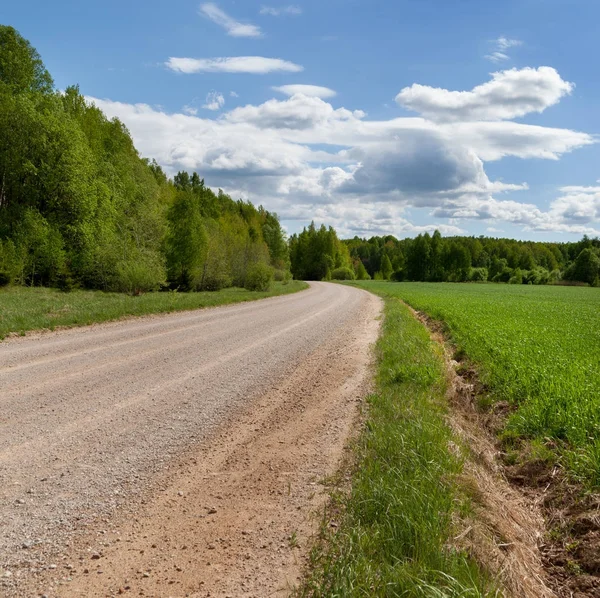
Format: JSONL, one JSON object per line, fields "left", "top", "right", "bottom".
{"left": 352, "top": 282, "right": 600, "bottom": 487}
{"left": 0, "top": 281, "right": 308, "bottom": 339}
{"left": 300, "top": 294, "right": 494, "bottom": 597}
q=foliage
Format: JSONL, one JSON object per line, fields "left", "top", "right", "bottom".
{"left": 289, "top": 222, "right": 351, "bottom": 280}
{"left": 344, "top": 230, "right": 600, "bottom": 286}
{"left": 244, "top": 262, "right": 274, "bottom": 291}
{"left": 353, "top": 260, "right": 371, "bottom": 280}
{"left": 330, "top": 266, "right": 355, "bottom": 280}
{"left": 355, "top": 281, "right": 600, "bottom": 487}
{"left": 300, "top": 296, "right": 493, "bottom": 596}
{"left": 469, "top": 267, "right": 488, "bottom": 282}
{"left": 0, "top": 27, "right": 291, "bottom": 295}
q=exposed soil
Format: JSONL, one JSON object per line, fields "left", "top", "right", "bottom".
{"left": 0, "top": 282, "right": 382, "bottom": 597}
{"left": 414, "top": 308, "right": 600, "bottom": 598}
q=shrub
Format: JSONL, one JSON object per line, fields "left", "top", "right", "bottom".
{"left": 354, "top": 261, "right": 371, "bottom": 280}
{"left": 508, "top": 268, "right": 523, "bottom": 285}
{"left": 331, "top": 266, "right": 356, "bottom": 280}
{"left": 273, "top": 268, "right": 292, "bottom": 282}
{"left": 391, "top": 270, "right": 406, "bottom": 282}
{"left": 244, "top": 262, "right": 273, "bottom": 291}
{"left": 492, "top": 267, "right": 512, "bottom": 283}
{"left": 114, "top": 251, "right": 166, "bottom": 295}
{"left": 523, "top": 267, "right": 551, "bottom": 285}
{"left": 469, "top": 267, "right": 488, "bottom": 282}
{"left": 0, "top": 270, "right": 11, "bottom": 287}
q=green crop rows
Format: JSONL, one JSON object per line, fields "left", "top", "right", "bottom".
{"left": 354, "top": 282, "right": 600, "bottom": 486}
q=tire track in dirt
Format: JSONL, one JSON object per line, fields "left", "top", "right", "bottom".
{"left": 0, "top": 282, "right": 382, "bottom": 597}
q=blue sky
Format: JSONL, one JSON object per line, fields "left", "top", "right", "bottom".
{"left": 3, "top": 0, "right": 600, "bottom": 240}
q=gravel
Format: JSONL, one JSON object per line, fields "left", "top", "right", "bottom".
{"left": 0, "top": 281, "right": 372, "bottom": 595}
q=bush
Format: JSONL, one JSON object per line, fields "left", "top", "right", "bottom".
{"left": 331, "top": 266, "right": 356, "bottom": 281}
{"left": 273, "top": 268, "right": 292, "bottom": 283}
{"left": 522, "top": 267, "right": 550, "bottom": 285}
{"left": 469, "top": 267, "right": 488, "bottom": 282}
{"left": 244, "top": 262, "right": 273, "bottom": 291}
{"left": 114, "top": 251, "right": 166, "bottom": 295}
{"left": 354, "top": 261, "right": 371, "bottom": 280}
{"left": 391, "top": 270, "right": 406, "bottom": 282}
{"left": 508, "top": 268, "right": 523, "bottom": 285}
{"left": 0, "top": 270, "right": 11, "bottom": 287}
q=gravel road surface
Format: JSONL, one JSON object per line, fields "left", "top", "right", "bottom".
{"left": 0, "top": 281, "right": 381, "bottom": 597}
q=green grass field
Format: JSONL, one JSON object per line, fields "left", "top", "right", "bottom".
{"left": 0, "top": 281, "right": 308, "bottom": 340}
{"left": 300, "top": 294, "right": 492, "bottom": 597}
{"left": 352, "top": 281, "right": 600, "bottom": 486}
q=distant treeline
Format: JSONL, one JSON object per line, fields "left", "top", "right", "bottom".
{"left": 289, "top": 225, "right": 600, "bottom": 286}
{"left": 0, "top": 26, "right": 289, "bottom": 293}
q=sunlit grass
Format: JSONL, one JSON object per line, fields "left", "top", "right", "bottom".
{"left": 353, "top": 282, "right": 600, "bottom": 486}
{"left": 300, "top": 295, "right": 493, "bottom": 597}
{"left": 0, "top": 281, "right": 308, "bottom": 339}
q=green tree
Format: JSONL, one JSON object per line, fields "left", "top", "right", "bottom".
{"left": 381, "top": 254, "right": 393, "bottom": 280}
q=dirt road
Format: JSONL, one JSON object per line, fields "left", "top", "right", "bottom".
{"left": 0, "top": 282, "right": 382, "bottom": 597}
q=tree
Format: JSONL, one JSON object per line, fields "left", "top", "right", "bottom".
{"left": 0, "top": 26, "right": 53, "bottom": 94}
{"left": 406, "top": 234, "right": 431, "bottom": 281}
{"left": 354, "top": 260, "right": 371, "bottom": 280}
{"left": 564, "top": 248, "right": 600, "bottom": 286}
{"left": 381, "top": 254, "right": 393, "bottom": 280}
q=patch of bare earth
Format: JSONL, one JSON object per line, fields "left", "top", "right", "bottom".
{"left": 414, "top": 308, "right": 600, "bottom": 598}
{"left": 13, "top": 290, "right": 381, "bottom": 598}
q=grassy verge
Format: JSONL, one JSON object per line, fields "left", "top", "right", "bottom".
{"left": 352, "top": 282, "right": 600, "bottom": 488}
{"left": 300, "top": 294, "right": 494, "bottom": 597}
{"left": 0, "top": 281, "right": 308, "bottom": 339}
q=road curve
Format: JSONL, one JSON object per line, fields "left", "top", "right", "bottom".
{"left": 0, "top": 281, "right": 381, "bottom": 596}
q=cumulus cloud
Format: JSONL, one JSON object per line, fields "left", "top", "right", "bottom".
{"left": 273, "top": 84, "right": 337, "bottom": 99}
{"left": 225, "top": 95, "right": 364, "bottom": 130}
{"left": 396, "top": 67, "right": 573, "bottom": 122}
{"left": 86, "top": 63, "right": 597, "bottom": 238}
{"left": 203, "top": 91, "right": 225, "bottom": 111}
{"left": 260, "top": 5, "right": 302, "bottom": 16}
{"left": 199, "top": 3, "right": 262, "bottom": 37}
{"left": 165, "top": 56, "right": 303, "bottom": 74}
{"left": 443, "top": 120, "right": 595, "bottom": 161}
{"left": 485, "top": 36, "right": 522, "bottom": 63}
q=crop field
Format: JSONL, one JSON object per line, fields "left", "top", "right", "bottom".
{"left": 353, "top": 282, "right": 600, "bottom": 486}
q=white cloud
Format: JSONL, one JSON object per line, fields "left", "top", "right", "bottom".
{"left": 273, "top": 84, "right": 337, "bottom": 99}
{"left": 203, "top": 91, "right": 225, "bottom": 111}
{"left": 260, "top": 5, "right": 302, "bottom": 16}
{"left": 485, "top": 36, "right": 522, "bottom": 62}
{"left": 230, "top": 91, "right": 239, "bottom": 98}
{"left": 165, "top": 56, "right": 303, "bottom": 74}
{"left": 199, "top": 3, "right": 262, "bottom": 37}
{"left": 396, "top": 67, "right": 573, "bottom": 122}
{"left": 86, "top": 63, "right": 597, "bottom": 238}
{"left": 443, "top": 120, "right": 594, "bottom": 161}
{"left": 183, "top": 105, "right": 198, "bottom": 115}
{"left": 225, "top": 94, "right": 364, "bottom": 130}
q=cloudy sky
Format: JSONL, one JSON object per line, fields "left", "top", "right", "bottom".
{"left": 5, "top": 0, "right": 600, "bottom": 240}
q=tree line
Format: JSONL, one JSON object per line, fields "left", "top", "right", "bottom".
{"left": 0, "top": 26, "right": 289, "bottom": 293}
{"left": 289, "top": 225, "right": 600, "bottom": 286}
{"left": 2, "top": 26, "right": 598, "bottom": 293}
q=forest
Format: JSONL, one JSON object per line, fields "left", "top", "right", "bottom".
{"left": 289, "top": 225, "right": 600, "bottom": 286}
{"left": 0, "top": 26, "right": 288, "bottom": 294}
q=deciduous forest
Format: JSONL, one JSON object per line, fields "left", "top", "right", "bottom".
{"left": 0, "top": 26, "right": 289, "bottom": 294}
